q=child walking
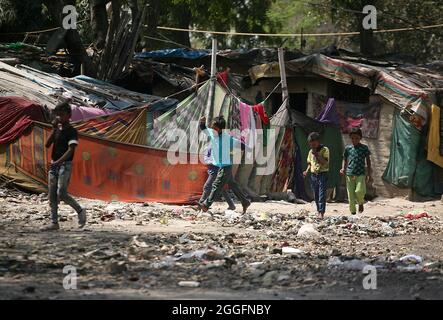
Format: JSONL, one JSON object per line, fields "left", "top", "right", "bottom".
{"left": 340, "top": 127, "right": 372, "bottom": 215}
{"left": 303, "top": 132, "right": 329, "bottom": 219}
{"left": 41, "top": 101, "right": 86, "bottom": 230}
{"left": 198, "top": 116, "right": 251, "bottom": 213}
{"left": 199, "top": 146, "right": 236, "bottom": 211}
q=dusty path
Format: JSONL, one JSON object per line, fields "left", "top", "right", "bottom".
{"left": 0, "top": 188, "right": 442, "bottom": 300}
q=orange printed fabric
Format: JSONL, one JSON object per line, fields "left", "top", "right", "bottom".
{"left": 10, "top": 123, "right": 207, "bottom": 204}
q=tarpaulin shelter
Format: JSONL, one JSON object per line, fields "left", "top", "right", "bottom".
{"left": 0, "top": 63, "right": 205, "bottom": 204}
{"left": 383, "top": 111, "right": 439, "bottom": 198}
{"left": 146, "top": 80, "right": 294, "bottom": 196}
{"left": 0, "top": 96, "right": 48, "bottom": 192}
{"left": 0, "top": 59, "right": 294, "bottom": 203}
{"left": 0, "top": 96, "right": 47, "bottom": 144}
{"left": 290, "top": 108, "right": 344, "bottom": 199}
{"left": 249, "top": 53, "right": 442, "bottom": 124}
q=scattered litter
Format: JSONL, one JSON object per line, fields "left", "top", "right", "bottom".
{"left": 176, "top": 247, "right": 225, "bottom": 262}
{"left": 399, "top": 254, "right": 423, "bottom": 264}
{"left": 131, "top": 236, "right": 149, "bottom": 248}
{"left": 282, "top": 247, "right": 304, "bottom": 256}
{"left": 100, "top": 213, "right": 115, "bottom": 222}
{"left": 405, "top": 212, "right": 430, "bottom": 220}
{"left": 297, "top": 223, "right": 321, "bottom": 238}
{"left": 224, "top": 210, "right": 241, "bottom": 220}
{"left": 178, "top": 281, "right": 200, "bottom": 288}
{"left": 107, "top": 261, "right": 127, "bottom": 274}
{"left": 327, "top": 257, "right": 369, "bottom": 270}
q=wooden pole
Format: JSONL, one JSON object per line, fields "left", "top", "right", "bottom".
{"left": 206, "top": 36, "right": 217, "bottom": 125}
{"left": 210, "top": 36, "right": 217, "bottom": 78}
{"left": 278, "top": 47, "right": 289, "bottom": 108}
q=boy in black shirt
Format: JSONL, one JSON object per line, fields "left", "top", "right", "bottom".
{"left": 41, "top": 101, "right": 86, "bottom": 230}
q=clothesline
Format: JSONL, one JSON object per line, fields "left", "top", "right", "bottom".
{"left": 217, "top": 73, "right": 282, "bottom": 108}
{"left": 262, "top": 81, "right": 283, "bottom": 104}
{"left": 157, "top": 23, "right": 443, "bottom": 37}
{"left": 162, "top": 78, "right": 210, "bottom": 100}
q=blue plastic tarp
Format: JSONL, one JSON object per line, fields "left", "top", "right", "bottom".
{"left": 135, "top": 48, "right": 210, "bottom": 60}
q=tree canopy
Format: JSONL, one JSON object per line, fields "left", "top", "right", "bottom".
{"left": 0, "top": 0, "right": 441, "bottom": 64}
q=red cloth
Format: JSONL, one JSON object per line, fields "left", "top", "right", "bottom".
{"left": 252, "top": 103, "right": 270, "bottom": 125}
{"left": 217, "top": 71, "right": 229, "bottom": 86}
{"left": 0, "top": 96, "right": 46, "bottom": 144}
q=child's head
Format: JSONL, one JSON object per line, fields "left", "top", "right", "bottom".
{"left": 210, "top": 116, "right": 226, "bottom": 134}
{"left": 307, "top": 131, "right": 321, "bottom": 149}
{"left": 53, "top": 100, "right": 72, "bottom": 124}
{"left": 349, "top": 127, "right": 363, "bottom": 145}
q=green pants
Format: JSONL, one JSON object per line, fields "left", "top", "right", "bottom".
{"left": 346, "top": 175, "right": 366, "bottom": 214}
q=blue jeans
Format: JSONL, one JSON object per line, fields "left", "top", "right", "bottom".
{"left": 200, "top": 166, "right": 236, "bottom": 209}
{"left": 310, "top": 172, "right": 328, "bottom": 214}
{"left": 203, "top": 166, "right": 250, "bottom": 208}
{"left": 48, "top": 161, "right": 82, "bottom": 224}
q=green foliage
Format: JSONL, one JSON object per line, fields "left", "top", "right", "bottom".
{"left": 0, "top": 0, "right": 441, "bottom": 62}
{"left": 0, "top": 0, "right": 46, "bottom": 32}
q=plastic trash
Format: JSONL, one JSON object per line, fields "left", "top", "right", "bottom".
{"left": 178, "top": 281, "right": 200, "bottom": 287}
{"left": 282, "top": 247, "right": 304, "bottom": 255}
{"left": 297, "top": 223, "right": 321, "bottom": 238}
{"left": 328, "top": 257, "right": 369, "bottom": 270}
{"left": 131, "top": 235, "right": 149, "bottom": 248}
{"left": 173, "top": 208, "right": 184, "bottom": 215}
{"left": 159, "top": 217, "right": 169, "bottom": 225}
{"left": 399, "top": 254, "right": 423, "bottom": 264}
{"left": 224, "top": 210, "right": 241, "bottom": 220}
{"left": 404, "top": 212, "right": 429, "bottom": 220}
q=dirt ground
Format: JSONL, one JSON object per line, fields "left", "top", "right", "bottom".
{"left": 0, "top": 187, "right": 442, "bottom": 300}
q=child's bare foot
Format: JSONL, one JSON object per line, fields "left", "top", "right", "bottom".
{"left": 200, "top": 204, "right": 209, "bottom": 212}
{"left": 190, "top": 201, "right": 202, "bottom": 211}
{"left": 242, "top": 201, "right": 251, "bottom": 214}
{"left": 40, "top": 223, "right": 60, "bottom": 231}
{"left": 358, "top": 204, "right": 364, "bottom": 213}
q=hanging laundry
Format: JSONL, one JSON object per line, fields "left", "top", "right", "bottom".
{"left": 315, "top": 98, "right": 340, "bottom": 127}
{"left": 252, "top": 103, "right": 270, "bottom": 125}
{"left": 239, "top": 102, "right": 251, "bottom": 132}
{"left": 239, "top": 101, "right": 257, "bottom": 150}
{"left": 427, "top": 105, "right": 443, "bottom": 168}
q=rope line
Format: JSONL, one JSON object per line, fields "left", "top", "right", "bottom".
{"left": 162, "top": 79, "right": 210, "bottom": 100}
{"left": 157, "top": 23, "right": 443, "bottom": 37}
{"left": 0, "top": 18, "right": 89, "bottom": 35}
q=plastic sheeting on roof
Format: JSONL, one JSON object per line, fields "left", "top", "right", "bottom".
{"left": 135, "top": 48, "right": 210, "bottom": 60}
{"left": 250, "top": 54, "right": 437, "bottom": 124}
{"left": 0, "top": 96, "right": 47, "bottom": 144}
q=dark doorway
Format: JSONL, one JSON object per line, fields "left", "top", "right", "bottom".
{"left": 268, "top": 92, "right": 308, "bottom": 115}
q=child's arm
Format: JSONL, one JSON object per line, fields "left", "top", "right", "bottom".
{"left": 45, "top": 120, "right": 58, "bottom": 148}
{"left": 340, "top": 158, "right": 347, "bottom": 175}
{"left": 199, "top": 117, "right": 207, "bottom": 131}
{"left": 52, "top": 145, "right": 76, "bottom": 166}
{"left": 199, "top": 117, "right": 216, "bottom": 140}
{"left": 45, "top": 132, "right": 55, "bottom": 148}
{"left": 303, "top": 164, "right": 311, "bottom": 177}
